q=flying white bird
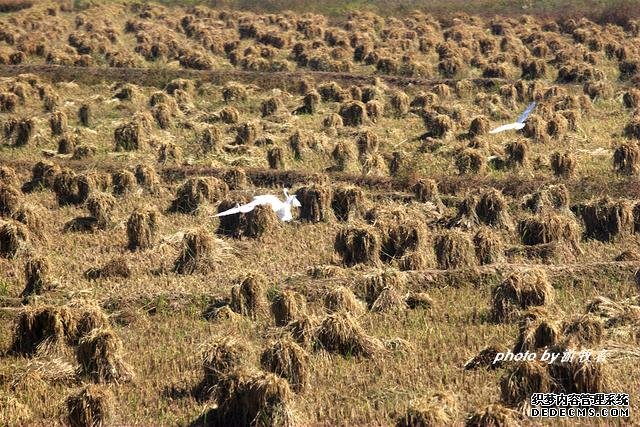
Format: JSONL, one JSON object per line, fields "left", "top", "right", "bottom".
{"left": 489, "top": 101, "right": 537, "bottom": 134}
{"left": 214, "top": 188, "right": 302, "bottom": 222}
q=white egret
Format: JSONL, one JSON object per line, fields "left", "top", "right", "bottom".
{"left": 214, "top": 188, "right": 302, "bottom": 222}
{"left": 489, "top": 101, "right": 537, "bottom": 134}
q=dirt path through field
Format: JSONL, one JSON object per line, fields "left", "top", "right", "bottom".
{"left": 0, "top": 64, "right": 508, "bottom": 89}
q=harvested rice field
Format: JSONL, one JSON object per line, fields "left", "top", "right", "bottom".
{"left": 2, "top": 0, "right": 640, "bottom": 425}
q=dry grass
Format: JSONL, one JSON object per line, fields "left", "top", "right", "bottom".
{"left": 0, "top": 394, "right": 33, "bottom": 425}
{"left": 1, "top": 2, "right": 640, "bottom": 425}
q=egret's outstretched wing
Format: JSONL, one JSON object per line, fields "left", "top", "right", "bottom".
{"left": 251, "top": 195, "right": 285, "bottom": 212}
{"left": 215, "top": 200, "right": 259, "bottom": 216}
{"left": 214, "top": 193, "right": 293, "bottom": 219}
{"left": 215, "top": 206, "right": 245, "bottom": 217}
{"left": 516, "top": 101, "right": 537, "bottom": 124}
{"left": 489, "top": 122, "right": 522, "bottom": 134}
{"left": 252, "top": 194, "right": 282, "bottom": 206}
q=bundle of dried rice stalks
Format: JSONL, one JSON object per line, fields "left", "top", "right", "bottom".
{"left": 491, "top": 269, "right": 555, "bottom": 322}
{"left": 69, "top": 302, "right": 111, "bottom": 344}
{"left": 563, "top": 314, "right": 604, "bottom": 345}
{"left": 212, "top": 369, "right": 298, "bottom": 427}
{"left": 314, "top": 312, "right": 383, "bottom": 358}
{"left": 230, "top": 273, "right": 268, "bottom": 319}
{"left": 134, "top": 164, "right": 161, "bottom": 195}
{"left": 473, "top": 227, "right": 504, "bottom": 265}
{"left": 86, "top": 192, "right": 116, "bottom": 230}
{"left": 21, "top": 255, "right": 52, "bottom": 297}
{"left": 585, "top": 295, "right": 640, "bottom": 327}
{"left": 522, "top": 184, "right": 570, "bottom": 213}
{"left": 334, "top": 224, "right": 380, "bottom": 267}
{"left": 377, "top": 216, "right": 428, "bottom": 262}
{"left": 476, "top": 189, "right": 513, "bottom": 230}
{"left": 172, "top": 228, "right": 217, "bottom": 275}
{"left": 169, "top": 177, "right": 228, "bottom": 214}
{"left": 512, "top": 308, "right": 561, "bottom": 352}
{"left": 434, "top": 230, "right": 476, "bottom": 270}
{"left": 398, "top": 250, "right": 434, "bottom": 271}
{"left": 550, "top": 151, "right": 577, "bottom": 178}
{"left": 10, "top": 305, "right": 75, "bottom": 355}
{"left": 126, "top": 207, "right": 158, "bottom": 251}
{"left": 321, "top": 284, "right": 365, "bottom": 314}
{"left": 549, "top": 346, "right": 609, "bottom": 393}
{"left": 260, "top": 338, "right": 309, "bottom": 393}
{"left": 203, "top": 304, "right": 241, "bottom": 323}
{"left": 331, "top": 185, "right": 364, "bottom": 222}
{"left": 500, "top": 360, "right": 553, "bottom": 406}
{"left": 76, "top": 328, "right": 134, "bottom": 383}
{"left": 66, "top": 385, "right": 113, "bottom": 427}
{"left": 245, "top": 204, "right": 279, "bottom": 239}
{"left": 397, "top": 392, "right": 459, "bottom": 427}
{"left": 21, "top": 161, "right": 60, "bottom": 193}
{"left": 575, "top": 197, "right": 633, "bottom": 242}
{"left": 295, "top": 184, "right": 332, "bottom": 223}
{"left": 412, "top": 178, "right": 445, "bottom": 211}
{"left": 361, "top": 269, "right": 406, "bottom": 307}
{"left": 465, "top": 404, "right": 523, "bottom": 427}
{"left": 464, "top": 345, "right": 504, "bottom": 370}
{"left": 0, "top": 183, "right": 20, "bottom": 216}
{"left": 0, "top": 166, "right": 18, "bottom": 187}
{"left": 84, "top": 256, "right": 131, "bottom": 280}
{"left": 613, "top": 143, "right": 640, "bottom": 175}
{"left": 285, "top": 314, "right": 318, "bottom": 349}
{"left": 200, "top": 336, "right": 245, "bottom": 399}
{"left": 370, "top": 286, "right": 408, "bottom": 313}
{"left": 405, "top": 292, "right": 433, "bottom": 310}
{"left": 214, "top": 197, "right": 249, "bottom": 239}
{"left": 517, "top": 212, "right": 581, "bottom": 253}
{"left": 449, "top": 194, "right": 480, "bottom": 229}
{"left": 271, "top": 290, "right": 307, "bottom": 327}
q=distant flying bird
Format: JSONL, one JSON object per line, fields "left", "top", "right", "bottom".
{"left": 214, "top": 188, "right": 301, "bottom": 222}
{"left": 489, "top": 102, "right": 537, "bottom": 134}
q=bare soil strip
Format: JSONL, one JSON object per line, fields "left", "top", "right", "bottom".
{"left": 0, "top": 64, "right": 509, "bottom": 90}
